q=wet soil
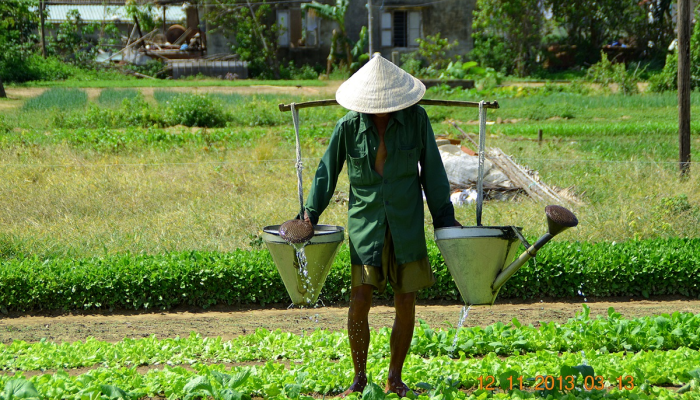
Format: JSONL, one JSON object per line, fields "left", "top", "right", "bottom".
{"left": 0, "top": 296, "right": 696, "bottom": 344}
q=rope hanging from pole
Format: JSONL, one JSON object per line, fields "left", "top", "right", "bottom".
{"left": 476, "top": 100, "right": 486, "bottom": 226}
{"left": 291, "top": 103, "right": 305, "bottom": 217}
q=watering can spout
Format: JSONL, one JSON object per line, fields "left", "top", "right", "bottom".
{"left": 492, "top": 205, "right": 578, "bottom": 292}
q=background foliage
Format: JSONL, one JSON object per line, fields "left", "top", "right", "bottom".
{"left": 471, "top": 0, "right": 677, "bottom": 77}
{"left": 472, "top": 0, "right": 543, "bottom": 76}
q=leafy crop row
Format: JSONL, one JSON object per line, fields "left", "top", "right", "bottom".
{"left": 1, "top": 238, "right": 699, "bottom": 312}
{"left": 2, "top": 307, "right": 700, "bottom": 371}
{"left": 3, "top": 348, "right": 700, "bottom": 399}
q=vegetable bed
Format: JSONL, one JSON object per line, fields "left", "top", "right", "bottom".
{"left": 1, "top": 238, "right": 700, "bottom": 312}
{"left": 3, "top": 308, "right": 700, "bottom": 399}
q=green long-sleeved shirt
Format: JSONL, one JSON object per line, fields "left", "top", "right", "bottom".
{"left": 305, "top": 105, "right": 455, "bottom": 266}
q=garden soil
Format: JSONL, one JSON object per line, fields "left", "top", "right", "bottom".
{"left": 0, "top": 297, "right": 697, "bottom": 344}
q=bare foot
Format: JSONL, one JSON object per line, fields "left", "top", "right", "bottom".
{"left": 338, "top": 377, "right": 367, "bottom": 398}
{"left": 386, "top": 381, "right": 413, "bottom": 398}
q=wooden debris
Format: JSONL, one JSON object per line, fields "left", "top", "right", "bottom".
{"left": 450, "top": 122, "right": 580, "bottom": 205}
{"left": 486, "top": 147, "right": 580, "bottom": 205}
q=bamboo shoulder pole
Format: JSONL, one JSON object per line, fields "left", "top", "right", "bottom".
{"left": 278, "top": 99, "right": 499, "bottom": 112}
{"left": 679, "top": 0, "right": 692, "bottom": 176}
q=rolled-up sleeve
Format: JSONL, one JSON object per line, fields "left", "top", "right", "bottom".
{"left": 418, "top": 110, "right": 456, "bottom": 228}
{"left": 304, "top": 121, "right": 346, "bottom": 225}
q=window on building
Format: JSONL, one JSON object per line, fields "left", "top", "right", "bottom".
{"left": 381, "top": 9, "right": 422, "bottom": 48}
{"left": 277, "top": 7, "right": 320, "bottom": 48}
{"left": 303, "top": 9, "right": 319, "bottom": 46}
{"left": 277, "top": 10, "right": 290, "bottom": 47}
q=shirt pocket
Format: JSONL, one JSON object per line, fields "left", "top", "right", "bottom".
{"left": 347, "top": 152, "right": 374, "bottom": 186}
{"left": 396, "top": 146, "right": 418, "bottom": 178}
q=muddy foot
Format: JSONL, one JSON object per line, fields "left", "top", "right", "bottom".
{"left": 385, "top": 381, "right": 414, "bottom": 398}
{"left": 338, "top": 377, "right": 367, "bottom": 398}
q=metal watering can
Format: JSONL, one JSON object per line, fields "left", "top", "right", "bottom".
{"left": 434, "top": 102, "right": 579, "bottom": 305}
{"left": 262, "top": 225, "right": 344, "bottom": 306}
{"left": 435, "top": 205, "right": 578, "bottom": 305}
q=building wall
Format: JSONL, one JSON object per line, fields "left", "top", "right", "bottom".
{"left": 275, "top": 1, "right": 337, "bottom": 68}
{"left": 345, "top": 0, "right": 475, "bottom": 62}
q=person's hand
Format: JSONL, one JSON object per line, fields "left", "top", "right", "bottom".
{"left": 295, "top": 211, "right": 312, "bottom": 223}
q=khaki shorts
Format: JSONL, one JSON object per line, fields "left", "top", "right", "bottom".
{"left": 351, "top": 227, "right": 436, "bottom": 294}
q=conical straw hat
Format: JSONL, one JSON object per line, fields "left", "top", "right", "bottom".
{"left": 336, "top": 54, "right": 425, "bottom": 114}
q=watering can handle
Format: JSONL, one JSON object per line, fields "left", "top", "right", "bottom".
{"left": 511, "top": 226, "right": 531, "bottom": 249}
{"left": 291, "top": 103, "right": 305, "bottom": 217}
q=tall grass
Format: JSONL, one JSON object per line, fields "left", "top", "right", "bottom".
{"left": 96, "top": 88, "right": 140, "bottom": 108}
{"left": 0, "top": 127, "right": 699, "bottom": 258}
{"left": 2, "top": 89, "right": 700, "bottom": 258}
{"left": 21, "top": 88, "right": 88, "bottom": 112}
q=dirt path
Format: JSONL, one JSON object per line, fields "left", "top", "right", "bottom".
{"left": 1, "top": 297, "right": 696, "bottom": 344}
{"left": 5, "top": 83, "right": 340, "bottom": 103}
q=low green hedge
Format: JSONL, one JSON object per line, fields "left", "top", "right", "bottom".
{"left": 0, "top": 238, "right": 699, "bottom": 312}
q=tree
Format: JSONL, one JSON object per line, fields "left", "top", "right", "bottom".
{"left": 544, "top": 0, "right": 643, "bottom": 64}
{"left": 0, "top": 78, "right": 6, "bottom": 98}
{"left": 205, "top": 0, "right": 281, "bottom": 78}
{"left": 0, "top": 0, "right": 38, "bottom": 82}
{"left": 472, "top": 0, "right": 544, "bottom": 76}
{"left": 634, "top": 0, "right": 675, "bottom": 62}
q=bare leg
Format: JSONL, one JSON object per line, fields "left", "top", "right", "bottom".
{"left": 339, "top": 284, "right": 373, "bottom": 397}
{"left": 386, "top": 291, "right": 416, "bottom": 397}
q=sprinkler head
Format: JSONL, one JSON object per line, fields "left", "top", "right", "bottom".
{"left": 544, "top": 205, "right": 578, "bottom": 237}
{"left": 279, "top": 219, "right": 314, "bottom": 244}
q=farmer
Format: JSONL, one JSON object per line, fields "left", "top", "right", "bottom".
{"left": 300, "top": 54, "right": 460, "bottom": 397}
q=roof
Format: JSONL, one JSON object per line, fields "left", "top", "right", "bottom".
{"left": 45, "top": 1, "right": 125, "bottom": 4}
{"left": 44, "top": 5, "right": 186, "bottom": 23}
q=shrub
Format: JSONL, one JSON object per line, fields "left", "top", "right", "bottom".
{"left": 399, "top": 34, "right": 461, "bottom": 79}
{"left": 1, "top": 238, "right": 699, "bottom": 312}
{"left": 278, "top": 62, "right": 319, "bottom": 80}
{"left": 55, "top": 93, "right": 229, "bottom": 129}
{"left": 0, "top": 115, "right": 10, "bottom": 133}
{"left": 650, "top": 14, "right": 700, "bottom": 92}
{"left": 165, "top": 93, "right": 229, "bottom": 128}
{"left": 0, "top": 55, "right": 81, "bottom": 83}
{"left": 54, "top": 94, "right": 166, "bottom": 129}
{"left": 124, "top": 59, "right": 168, "bottom": 79}
{"left": 586, "top": 52, "right": 642, "bottom": 95}
{"left": 659, "top": 194, "right": 699, "bottom": 217}
{"left": 400, "top": 53, "right": 423, "bottom": 76}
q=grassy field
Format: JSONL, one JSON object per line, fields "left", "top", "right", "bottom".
{"left": 1, "top": 85, "right": 699, "bottom": 258}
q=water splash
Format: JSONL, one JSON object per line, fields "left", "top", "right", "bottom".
{"left": 577, "top": 283, "right": 588, "bottom": 302}
{"left": 292, "top": 241, "right": 313, "bottom": 304}
{"left": 449, "top": 305, "right": 471, "bottom": 356}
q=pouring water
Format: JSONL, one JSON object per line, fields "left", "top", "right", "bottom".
{"left": 449, "top": 305, "right": 471, "bottom": 356}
